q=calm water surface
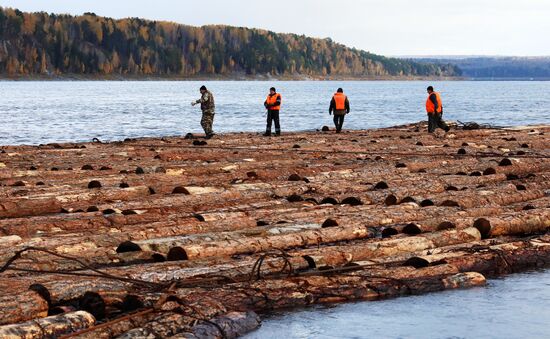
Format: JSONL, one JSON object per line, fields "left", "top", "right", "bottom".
{"left": 244, "top": 270, "right": 550, "bottom": 339}
{"left": 1, "top": 81, "right": 549, "bottom": 145}
{"left": 1, "top": 81, "right": 549, "bottom": 337}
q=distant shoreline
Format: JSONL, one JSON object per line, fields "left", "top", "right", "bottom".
{"left": 0, "top": 74, "right": 464, "bottom": 81}
{"left": 1, "top": 75, "right": 549, "bottom": 81}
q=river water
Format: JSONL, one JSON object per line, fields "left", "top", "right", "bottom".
{"left": 1, "top": 81, "right": 549, "bottom": 145}
{"left": 244, "top": 269, "right": 550, "bottom": 339}
{"left": 1, "top": 81, "right": 549, "bottom": 337}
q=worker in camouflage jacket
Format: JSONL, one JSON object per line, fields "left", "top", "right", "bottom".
{"left": 192, "top": 85, "right": 216, "bottom": 139}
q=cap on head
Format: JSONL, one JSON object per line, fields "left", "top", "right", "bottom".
{"left": 337, "top": 88, "right": 343, "bottom": 93}
{"left": 270, "top": 87, "right": 276, "bottom": 92}
{"left": 200, "top": 85, "right": 207, "bottom": 91}
{"left": 427, "top": 86, "right": 434, "bottom": 92}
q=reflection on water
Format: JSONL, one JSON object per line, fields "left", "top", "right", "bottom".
{"left": 1, "top": 81, "right": 549, "bottom": 145}
{"left": 243, "top": 270, "right": 550, "bottom": 339}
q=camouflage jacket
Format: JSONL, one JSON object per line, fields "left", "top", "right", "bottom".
{"left": 196, "top": 91, "right": 215, "bottom": 111}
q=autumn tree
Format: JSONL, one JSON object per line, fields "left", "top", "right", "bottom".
{"left": 0, "top": 6, "right": 462, "bottom": 78}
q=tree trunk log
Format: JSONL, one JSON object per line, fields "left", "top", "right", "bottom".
{"left": 473, "top": 209, "right": 550, "bottom": 238}
{"left": 169, "top": 311, "right": 261, "bottom": 339}
{"left": 0, "top": 311, "right": 95, "bottom": 339}
{"left": 0, "top": 291, "right": 49, "bottom": 326}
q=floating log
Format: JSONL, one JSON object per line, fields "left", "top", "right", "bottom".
{"left": 166, "top": 225, "right": 372, "bottom": 261}
{"left": 296, "top": 227, "right": 481, "bottom": 268}
{"left": 173, "top": 311, "right": 261, "bottom": 339}
{"left": 118, "top": 222, "right": 324, "bottom": 255}
{"left": 0, "top": 186, "right": 151, "bottom": 219}
{"left": 473, "top": 209, "right": 550, "bottom": 238}
{"left": 0, "top": 311, "right": 95, "bottom": 339}
{"left": 0, "top": 125, "right": 548, "bottom": 337}
{"left": 0, "top": 291, "right": 49, "bottom": 326}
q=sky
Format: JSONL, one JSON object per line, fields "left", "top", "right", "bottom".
{"left": 1, "top": 0, "right": 549, "bottom": 56}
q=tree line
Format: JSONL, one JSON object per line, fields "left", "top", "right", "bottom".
{"left": 0, "top": 7, "right": 462, "bottom": 78}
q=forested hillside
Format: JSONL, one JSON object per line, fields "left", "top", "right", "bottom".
{"left": 0, "top": 7, "right": 461, "bottom": 78}
{"left": 414, "top": 56, "right": 550, "bottom": 79}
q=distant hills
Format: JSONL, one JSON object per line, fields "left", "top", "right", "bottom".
{"left": 408, "top": 56, "right": 550, "bottom": 80}
{"left": 0, "top": 7, "right": 461, "bottom": 79}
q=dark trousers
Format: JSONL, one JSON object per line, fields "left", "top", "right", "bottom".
{"left": 266, "top": 110, "right": 280, "bottom": 135}
{"left": 428, "top": 113, "right": 449, "bottom": 133}
{"left": 333, "top": 114, "right": 345, "bottom": 132}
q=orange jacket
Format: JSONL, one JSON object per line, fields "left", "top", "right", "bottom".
{"left": 333, "top": 92, "right": 347, "bottom": 110}
{"left": 426, "top": 92, "right": 443, "bottom": 114}
{"left": 265, "top": 93, "right": 282, "bottom": 111}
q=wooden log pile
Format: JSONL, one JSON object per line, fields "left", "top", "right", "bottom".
{"left": 0, "top": 124, "right": 549, "bottom": 338}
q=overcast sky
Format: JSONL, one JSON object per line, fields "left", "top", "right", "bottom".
{"left": 2, "top": 0, "right": 549, "bottom": 56}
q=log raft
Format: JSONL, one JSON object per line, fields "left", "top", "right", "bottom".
{"left": 0, "top": 123, "right": 549, "bottom": 338}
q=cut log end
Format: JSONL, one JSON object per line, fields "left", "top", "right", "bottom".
{"left": 403, "top": 223, "right": 422, "bottom": 235}
{"left": 302, "top": 255, "right": 317, "bottom": 269}
{"left": 499, "top": 158, "right": 513, "bottom": 167}
{"left": 381, "top": 227, "right": 398, "bottom": 238}
{"left": 172, "top": 186, "right": 190, "bottom": 194}
{"left": 29, "top": 284, "right": 51, "bottom": 306}
{"left": 321, "top": 219, "right": 339, "bottom": 228}
{"left": 192, "top": 213, "right": 206, "bottom": 222}
{"left": 474, "top": 218, "right": 492, "bottom": 239}
{"left": 399, "top": 196, "right": 417, "bottom": 204}
{"left": 404, "top": 256, "right": 430, "bottom": 269}
{"left": 385, "top": 194, "right": 398, "bottom": 206}
{"left": 320, "top": 197, "right": 339, "bottom": 205}
{"left": 374, "top": 181, "right": 389, "bottom": 190}
{"left": 87, "top": 180, "right": 102, "bottom": 189}
{"left": 437, "top": 222, "right": 456, "bottom": 231}
{"left": 80, "top": 292, "right": 106, "bottom": 320}
{"left": 420, "top": 199, "right": 435, "bottom": 207}
{"left": 116, "top": 241, "right": 142, "bottom": 253}
{"left": 152, "top": 253, "right": 166, "bottom": 262}
{"left": 341, "top": 197, "right": 363, "bottom": 206}
{"left": 483, "top": 167, "right": 497, "bottom": 175}
{"left": 287, "top": 194, "right": 304, "bottom": 203}
{"left": 121, "top": 295, "right": 145, "bottom": 313}
{"left": 167, "top": 247, "right": 189, "bottom": 261}
{"left": 288, "top": 174, "right": 302, "bottom": 181}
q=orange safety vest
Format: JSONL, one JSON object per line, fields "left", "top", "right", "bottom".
{"left": 426, "top": 92, "right": 443, "bottom": 114}
{"left": 333, "top": 92, "right": 347, "bottom": 110}
{"left": 266, "top": 93, "right": 282, "bottom": 111}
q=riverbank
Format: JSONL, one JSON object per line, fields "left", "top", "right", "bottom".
{"left": 0, "top": 123, "right": 549, "bottom": 338}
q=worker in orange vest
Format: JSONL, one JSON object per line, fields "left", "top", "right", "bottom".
{"left": 426, "top": 86, "right": 450, "bottom": 133}
{"left": 329, "top": 88, "right": 350, "bottom": 133}
{"left": 263, "top": 87, "right": 282, "bottom": 136}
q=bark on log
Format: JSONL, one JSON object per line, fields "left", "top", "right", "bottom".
{"left": 473, "top": 209, "right": 550, "bottom": 238}
{"left": 0, "top": 311, "right": 95, "bottom": 339}
{"left": 75, "top": 294, "right": 230, "bottom": 338}
{"left": 0, "top": 186, "right": 150, "bottom": 219}
{"left": 428, "top": 236, "right": 550, "bottom": 277}
{"left": 0, "top": 291, "right": 49, "bottom": 326}
{"left": 167, "top": 225, "right": 371, "bottom": 261}
{"left": 296, "top": 227, "right": 481, "bottom": 268}
{"left": 170, "top": 311, "right": 261, "bottom": 339}
{"left": 120, "top": 222, "right": 323, "bottom": 254}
